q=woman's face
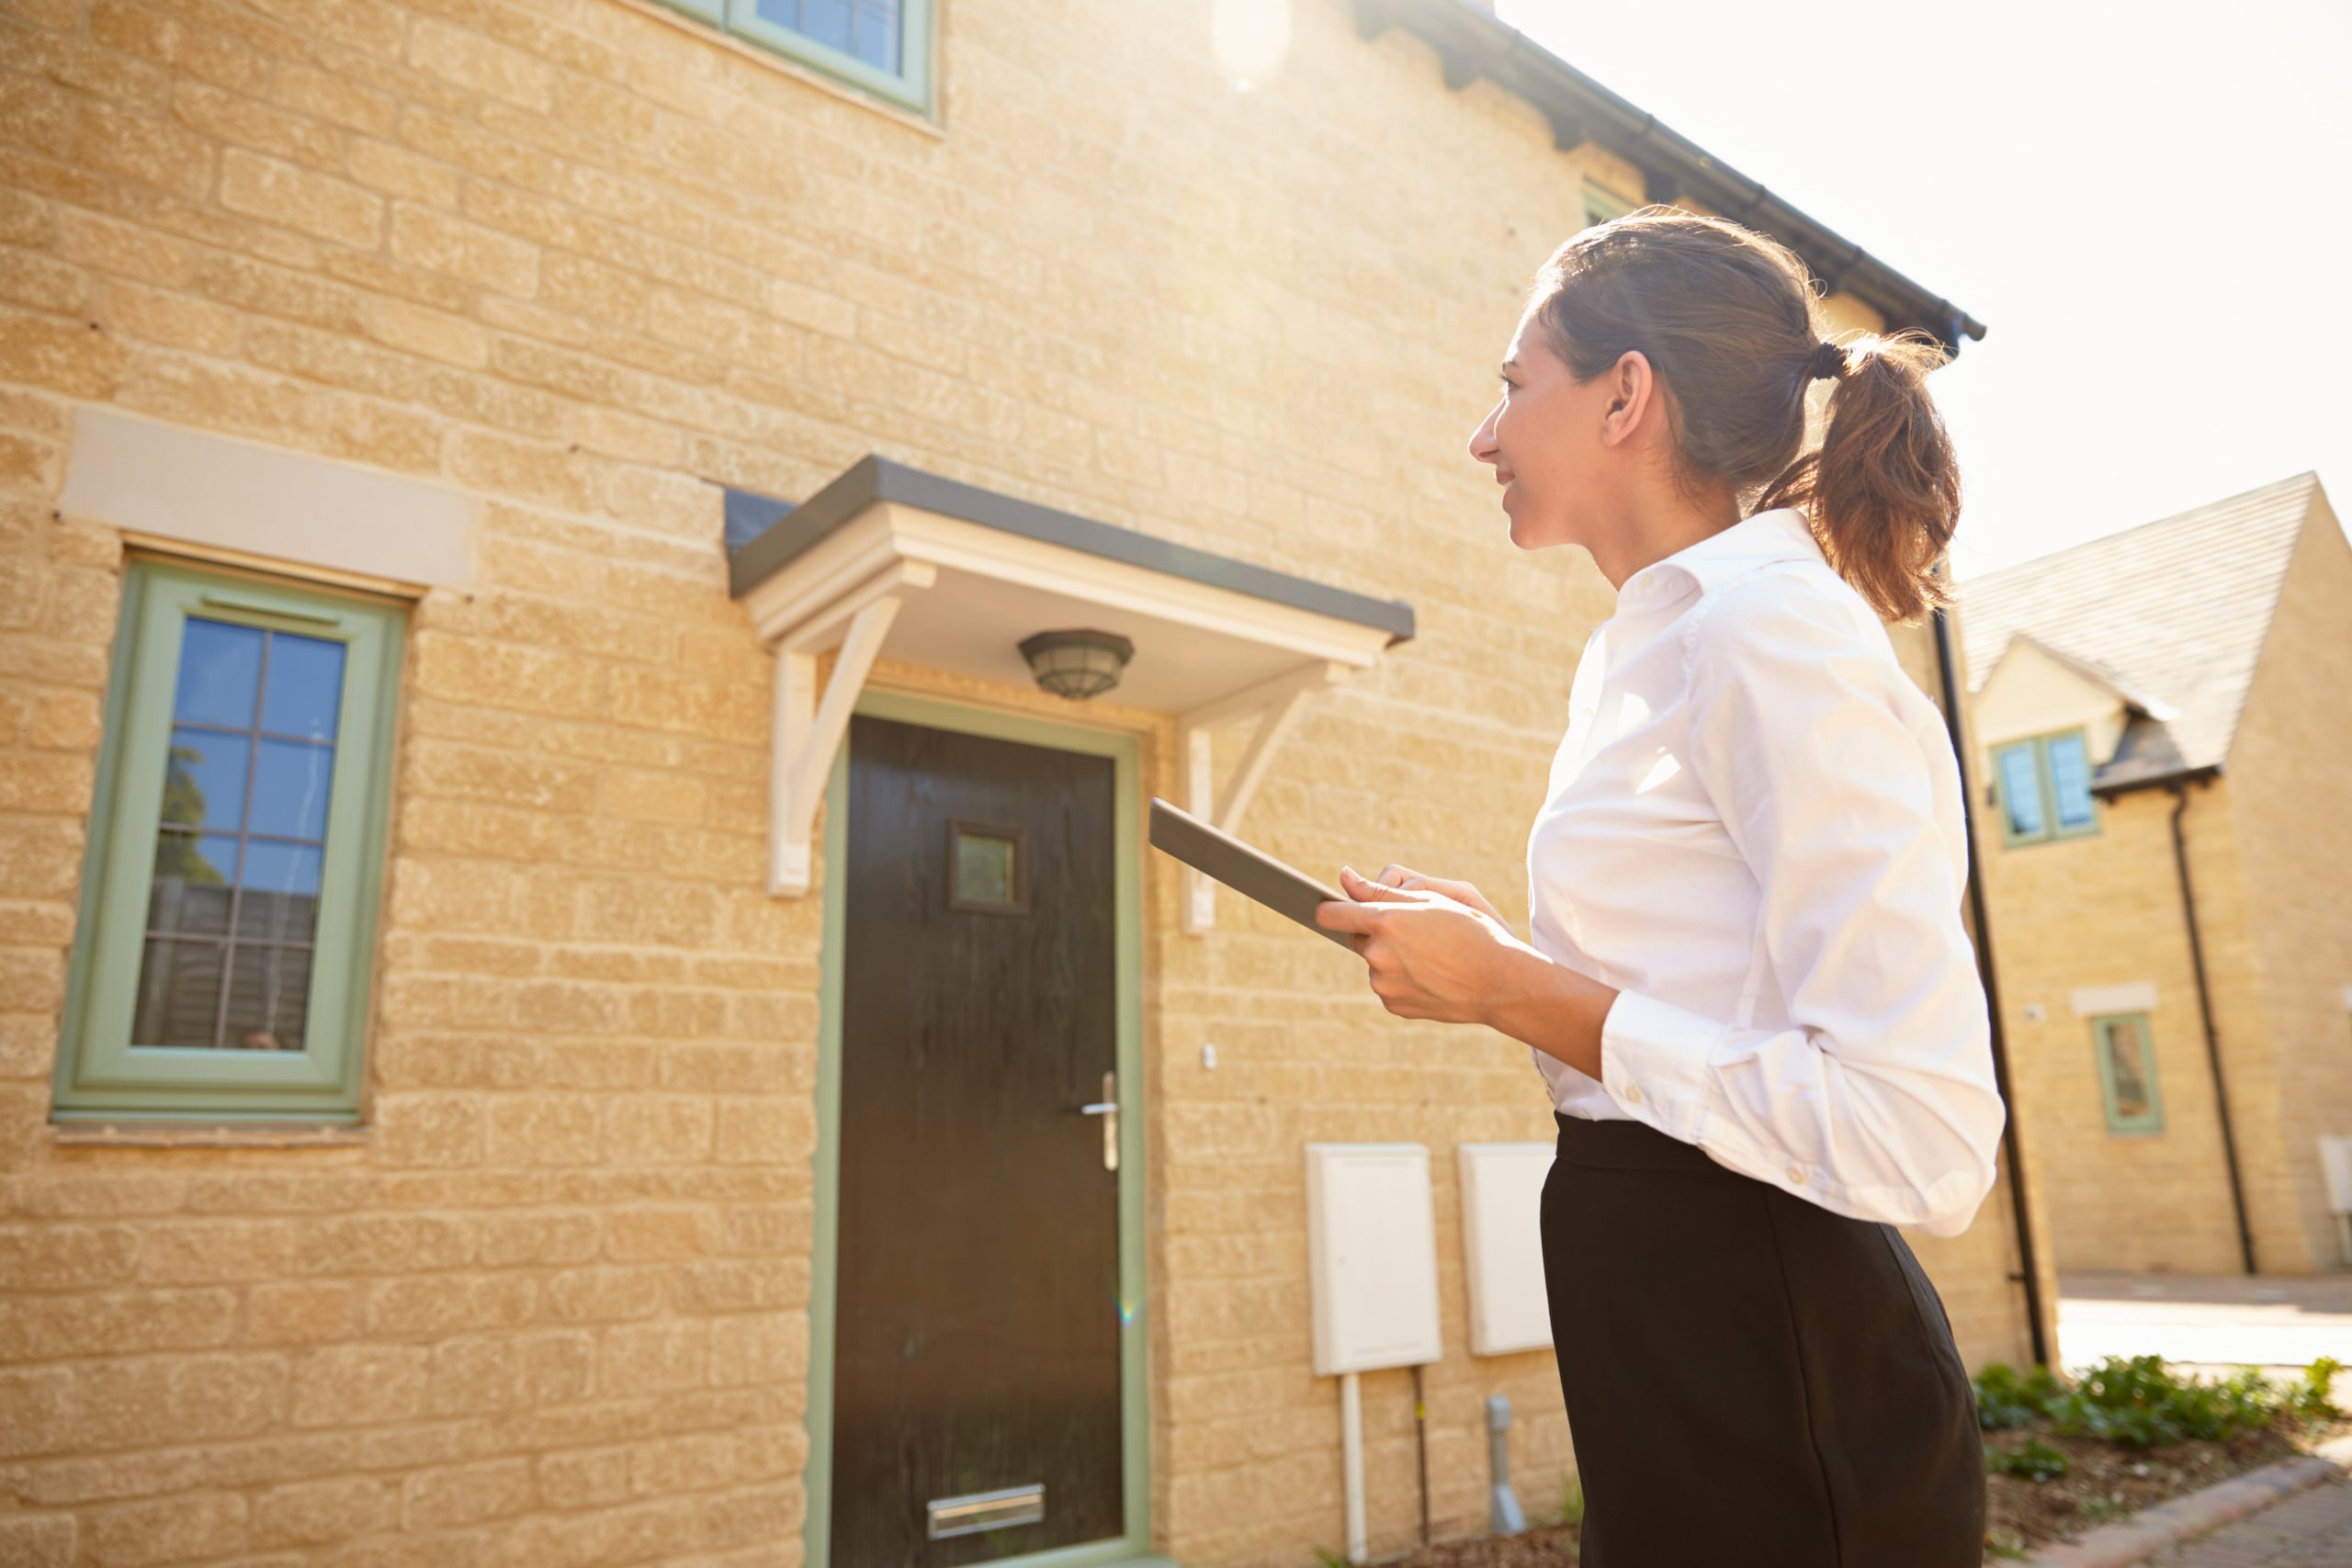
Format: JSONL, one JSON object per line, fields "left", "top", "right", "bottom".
{"left": 1465, "top": 305, "right": 1623, "bottom": 553}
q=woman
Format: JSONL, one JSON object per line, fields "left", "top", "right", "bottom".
{"left": 1313, "top": 208, "right": 2004, "bottom": 1566}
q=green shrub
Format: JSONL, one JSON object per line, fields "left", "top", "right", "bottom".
{"left": 2290, "top": 1357, "right": 2344, "bottom": 1422}
{"left": 1986, "top": 1436, "right": 2070, "bottom": 1482}
{"left": 1973, "top": 1361, "right": 2065, "bottom": 1430}
{"left": 1974, "top": 1354, "right": 2334, "bottom": 1451}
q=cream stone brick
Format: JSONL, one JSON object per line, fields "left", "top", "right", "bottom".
{"left": 218, "top": 150, "right": 384, "bottom": 251}
{"left": 357, "top": 294, "right": 484, "bottom": 369}
{"left": 406, "top": 19, "right": 553, "bottom": 114}
{"left": 289, "top": 1344, "right": 428, "bottom": 1427}
{"left": 424, "top": 1334, "right": 522, "bottom": 1417}
{"left": 137, "top": 1219, "right": 297, "bottom": 1286}
{"left": 246, "top": 1282, "right": 357, "bottom": 1347}
{"left": 67, "top": 1353, "right": 289, "bottom": 1451}
{"left": 537, "top": 1445, "right": 632, "bottom": 1509}
{"left": 0, "top": 1513, "right": 76, "bottom": 1567}
{"left": 360, "top": 1273, "right": 537, "bottom": 1337}
{"left": 544, "top": 1266, "right": 664, "bottom": 1325}
{"left": 388, "top": 202, "right": 537, "bottom": 299}
{"left": 85, "top": 1492, "right": 248, "bottom": 1566}
{"left": 253, "top": 1475, "right": 400, "bottom": 1549}
{"left": 401, "top": 1456, "right": 531, "bottom": 1529}
{"left": 595, "top": 1318, "right": 707, "bottom": 1397}
{"left": 0, "top": 1288, "right": 236, "bottom": 1363}
{"left": 268, "top": 62, "right": 400, "bottom": 138}
{"left": 288, "top": 1214, "right": 473, "bottom": 1277}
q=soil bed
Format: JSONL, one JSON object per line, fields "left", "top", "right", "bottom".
{"left": 1367, "top": 1415, "right": 2352, "bottom": 1568}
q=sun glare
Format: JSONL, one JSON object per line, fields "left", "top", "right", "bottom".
{"left": 1211, "top": 0, "right": 1293, "bottom": 90}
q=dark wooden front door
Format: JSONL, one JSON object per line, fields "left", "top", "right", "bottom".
{"left": 831, "top": 713, "right": 1124, "bottom": 1564}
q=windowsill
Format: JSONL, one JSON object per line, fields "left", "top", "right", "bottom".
{"left": 609, "top": 0, "right": 944, "bottom": 139}
{"left": 51, "top": 1121, "right": 369, "bottom": 1149}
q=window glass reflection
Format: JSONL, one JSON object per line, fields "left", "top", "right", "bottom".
{"left": 173, "top": 619, "right": 263, "bottom": 728}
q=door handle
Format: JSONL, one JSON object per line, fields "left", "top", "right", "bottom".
{"left": 1075, "top": 1069, "right": 1117, "bottom": 1172}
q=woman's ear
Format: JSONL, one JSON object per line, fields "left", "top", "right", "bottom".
{"left": 1599, "top": 350, "right": 1654, "bottom": 448}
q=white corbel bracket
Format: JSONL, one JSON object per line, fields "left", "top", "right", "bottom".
{"left": 1178, "top": 660, "right": 1351, "bottom": 934}
{"left": 763, "top": 559, "right": 938, "bottom": 897}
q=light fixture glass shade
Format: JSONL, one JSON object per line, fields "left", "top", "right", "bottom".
{"left": 1018, "top": 628, "right": 1135, "bottom": 700}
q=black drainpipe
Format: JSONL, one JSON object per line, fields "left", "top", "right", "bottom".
{"left": 1929, "top": 604, "right": 2051, "bottom": 1368}
{"left": 2165, "top": 778, "right": 2257, "bottom": 1275}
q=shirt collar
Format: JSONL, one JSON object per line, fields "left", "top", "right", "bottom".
{"left": 1615, "top": 506, "right": 1826, "bottom": 609}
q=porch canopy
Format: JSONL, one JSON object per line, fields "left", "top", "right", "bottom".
{"left": 726, "top": 456, "right": 1416, "bottom": 909}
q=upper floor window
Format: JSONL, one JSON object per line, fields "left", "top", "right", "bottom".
{"left": 52, "top": 559, "right": 405, "bottom": 1122}
{"left": 1581, "top": 181, "right": 1634, "bottom": 230}
{"left": 660, "top": 0, "right": 934, "bottom": 117}
{"left": 1992, "top": 728, "right": 2099, "bottom": 847}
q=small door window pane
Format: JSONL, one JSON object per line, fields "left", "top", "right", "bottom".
{"left": 163, "top": 731, "right": 250, "bottom": 832}
{"left": 132, "top": 939, "right": 228, "bottom": 1048}
{"left": 173, "top": 619, "right": 263, "bottom": 728}
{"left": 249, "top": 739, "right": 335, "bottom": 840}
{"left": 2096, "top": 1013, "right": 2163, "bottom": 1133}
{"left": 1997, "top": 744, "right": 2045, "bottom": 838}
{"left": 236, "top": 842, "right": 323, "bottom": 945}
{"left": 948, "top": 820, "right": 1027, "bottom": 914}
{"left": 260, "top": 633, "right": 345, "bottom": 739}
{"left": 149, "top": 833, "right": 238, "bottom": 935}
{"left": 2048, "top": 732, "right": 2095, "bottom": 829}
{"left": 222, "top": 946, "right": 311, "bottom": 1053}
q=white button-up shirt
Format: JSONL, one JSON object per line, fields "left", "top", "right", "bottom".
{"left": 1524, "top": 506, "right": 2006, "bottom": 1238}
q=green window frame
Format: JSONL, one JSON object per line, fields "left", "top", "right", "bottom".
{"left": 655, "top": 0, "right": 934, "bottom": 118}
{"left": 52, "top": 558, "right": 405, "bottom": 1122}
{"left": 1581, "top": 180, "right": 1634, "bottom": 229}
{"left": 1992, "top": 727, "right": 2100, "bottom": 847}
{"left": 2090, "top": 1011, "right": 2165, "bottom": 1135}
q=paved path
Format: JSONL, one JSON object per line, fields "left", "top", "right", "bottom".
{"left": 2059, "top": 1271, "right": 2352, "bottom": 1378}
{"left": 2141, "top": 1474, "right": 2352, "bottom": 1566}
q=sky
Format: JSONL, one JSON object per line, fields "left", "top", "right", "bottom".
{"left": 1493, "top": 0, "right": 2352, "bottom": 581}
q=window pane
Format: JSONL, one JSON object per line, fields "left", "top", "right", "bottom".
{"left": 1997, "top": 744, "right": 2045, "bottom": 837}
{"left": 2048, "top": 733, "right": 2095, "bottom": 829}
{"left": 260, "top": 632, "right": 345, "bottom": 740}
{"left": 222, "top": 944, "right": 311, "bottom": 1053}
{"left": 236, "top": 842, "right": 322, "bottom": 944}
{"left": 954, "top": 829, "right": 1016, "bottom": 907}
{"left": 2104, "top": 1020, "right": 2152, "bottom": 1121}
{"left": 248, "top": 739, "right": 335, "bottom": 841}
{"left": 132, "top": 938, "right": 226, "bottom": 1048}
{"left": 149, "top": 833, "right": 238, "bottom": 935}
{"left": 853, "top": 0, "right": 900, "bottom": 69}
{"left": 161, "top": 730, "right": 251, "bottom": 832}
{"left": 173, "top": 618, "right": 264, "bottom": 728}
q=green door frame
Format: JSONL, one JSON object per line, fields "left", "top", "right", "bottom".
{"left": 803, "top": 685, "right": 1165, "bottom": 1568}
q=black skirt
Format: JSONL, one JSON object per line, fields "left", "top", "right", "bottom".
{"left": 1541, "top": 1111, "right": 1985, "bottom": 1567}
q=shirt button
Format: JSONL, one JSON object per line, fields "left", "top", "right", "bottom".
{"left": 1622, "top": 1084, "right": 1644, "bottom": 1105}
{"left": 1786, "top": 1165, "right": 1805, "bottom": 1185}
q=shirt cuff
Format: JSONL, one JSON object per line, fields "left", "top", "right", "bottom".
{"left": 1598, "top": 987, "right": 1723, "bottom": 1144}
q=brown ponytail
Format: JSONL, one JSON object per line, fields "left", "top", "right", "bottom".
{"left": 1528, "top": 208, "right": 1963, "bottom": 623}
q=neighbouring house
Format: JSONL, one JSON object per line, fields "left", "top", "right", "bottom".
{"left": 1961, "top": 472, "right": 2352, "bottom": 1280}
{"left": 0, "top": 0, "right": 2053, "bottom": 1563}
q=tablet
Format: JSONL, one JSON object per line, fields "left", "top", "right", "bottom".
{"left": 1148, "top": 796, "right": 1356, "bottom": 950}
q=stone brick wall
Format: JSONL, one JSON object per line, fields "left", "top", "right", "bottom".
{"left": 0, "top": 1, "right": 2040, "bottom": 1563}
{"left": 2225, "top": 493, "right": 2352, "bottom": 1274}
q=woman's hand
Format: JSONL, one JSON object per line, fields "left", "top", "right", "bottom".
{"left": 1364, "top": 863, "right": 1507, "bottom": 927}
{"left": 1314, "top": 864, "right": 1530, "bottom": 1025}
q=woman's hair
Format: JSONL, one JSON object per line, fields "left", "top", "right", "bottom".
{"left": 1524, "top": 206, "right": 1962, "bottom": 624}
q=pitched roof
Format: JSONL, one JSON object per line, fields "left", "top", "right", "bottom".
{"left": 1958, "top": 472, "right": 2320, "bottom": 776}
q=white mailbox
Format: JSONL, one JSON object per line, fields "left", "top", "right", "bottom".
{"left": 1305, "top": 1143, "right": 1442, "bottom": 1376}
{"left": 1457, "top": 1142, "right": 1555, "bottom": 1356}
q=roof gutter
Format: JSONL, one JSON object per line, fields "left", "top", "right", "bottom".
{"left": 1355, "top": 0, "right": 1989, "bottom": 354}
